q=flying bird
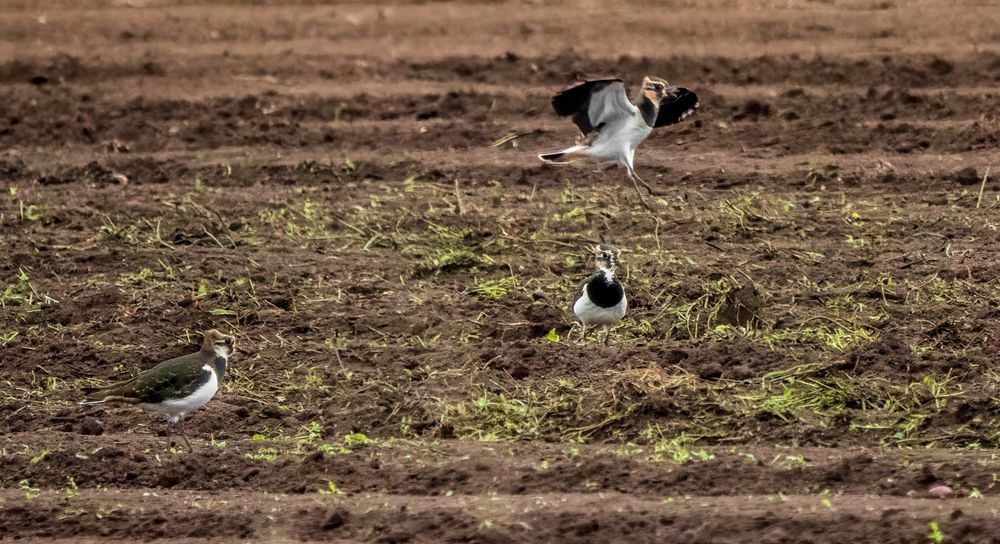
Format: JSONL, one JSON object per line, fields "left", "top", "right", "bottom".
{"left": 573, "top": 244, "right": 627, "bottom": 345}
{"left": 82, "top": 329, "right": 235, "bottom": 450}
{"left": 539, "top": 76, "right": 698, "bottom": 206}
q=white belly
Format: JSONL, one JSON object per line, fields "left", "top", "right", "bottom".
{"left": 140, "top": 365, "right": 218, "bottom": 424}
{"left": 586, "top": 119, "right": 651, "bottom": 163}
{"left": 586, "top": 119, "right": 653, "bottom": 161}
{"left": 574, "top": 289, "right": 627, "bottom": 328}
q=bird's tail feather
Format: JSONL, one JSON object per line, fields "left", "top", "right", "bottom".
{"left": 81, "top": 384, "right": 108, "bottom": 398}
{"left": 81, "top": 384, "right": 120, "bottom": 403}
{"left": 538, "top": 145, "right": 586, "bottom": 164}
{"left": 80, "top": 393, "right": 137, "bottom": 406}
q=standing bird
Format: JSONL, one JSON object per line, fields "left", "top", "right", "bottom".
{"left": 573, "top": 244, "right": 627, "bottom": 345}
{"left": 82, "top": 329, "right": 235, "bottom": 449}
{"left": 539, "top": 76, "right": 699, "bottom": 206}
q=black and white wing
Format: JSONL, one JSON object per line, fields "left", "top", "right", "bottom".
{"left": 577, "top": 271, "right": 603, "bottom": 291}
{"left": 568, "top": 271, "right": 603, "bottom": 314}
{"left": 655, "top": 88, "right": 699, "bottom": 127}
{"left": 551, "top": 79, "right": 637, "bottom": 135}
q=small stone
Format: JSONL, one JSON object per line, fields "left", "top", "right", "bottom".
{"left": 697, "top": 363, "right": 723, "bottom": 380}
{"left": 956, "top": 167, "right": 980, "bottom": 186}
{"left": 79, "top": 416, "right": 104, "bottom": 436}
{"left": 928, "top": 485, "right": 954, "bottom": 498}
{"left": 106, "top": 139, "right": 130, "bottom": 153}
{"left": 320, "top": 508, "right": 349, "bottom": 530}
{"left": 929, "top": 57, "right": 954, "bottom": 75}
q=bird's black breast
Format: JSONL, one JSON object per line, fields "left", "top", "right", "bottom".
{"left": 638, "top": 96, "right": 659, "bottom": 127}
{"left": 213, "top": 356, "right": 228, "bottom": 384}
{"left": 586, "top": 274, "right": 624, "bottom": 308}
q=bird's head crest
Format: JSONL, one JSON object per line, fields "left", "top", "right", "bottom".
{"left": 642, "top": 76, "right": 677, "bottom": 103}
{"left": 591, "top": 244, "right": 621, "bottom": 271}
{"left": 202, "top": 329, "right": 236, "bottom": 357}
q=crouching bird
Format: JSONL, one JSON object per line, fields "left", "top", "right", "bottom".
{"left": 574, "top": 244, "right": 627, "bottom": 345}
{"left": 82, "top": 329, "right": 235, "bottom": 450}
{"left": 539, "top": 76, "right": 699, "bottom": 207}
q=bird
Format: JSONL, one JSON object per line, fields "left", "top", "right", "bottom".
{"left": 81, "top": 329, "right": 235, "bottom": 449}
{"left": 573, "top": 244, "right": 627, "bottom": 345}
{"left": 538, "top": 76, "right": 699, "bottom": 207}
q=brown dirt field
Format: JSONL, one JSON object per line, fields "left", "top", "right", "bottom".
{"left": 3, "top": 0, "right": 1000, "bottom": 542}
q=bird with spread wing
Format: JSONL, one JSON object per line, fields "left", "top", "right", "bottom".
{"left": 539, "top": 76, "right": 699, "bottom": 207}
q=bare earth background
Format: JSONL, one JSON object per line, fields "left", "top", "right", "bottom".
{"left": 3, "top": 0, "right": 1000, "bottom": 542}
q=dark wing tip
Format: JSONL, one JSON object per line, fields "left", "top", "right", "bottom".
{"left": 655, "top": 88, "right": 700, "bottom": 128}
{"left": 550, "top": 78, "right": 623, "bottom": 117}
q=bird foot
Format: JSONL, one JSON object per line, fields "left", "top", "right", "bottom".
{"left": 626, "top": 176, "right": 655, "bottom": 211}
{"left": 631, "top": 172, "right": 669, "bottom": 196}
{"left": 164, "top": 424, "right": 193, "bottom": 451}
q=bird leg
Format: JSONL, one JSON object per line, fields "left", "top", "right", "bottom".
{"left": 166, "top": 422, "right": 193, "bottom": 451}
{"left": 568, "top": 322, "right": 583, "bottom": 343}
{"left": 631, "top": 169, "right": 669, "bottom": 196}
{"left": 177, "top": 426, "right": 193, "bottom": 451}
{"left": 604, "top": 326, "right": 612, "bottom": 346}
{"left": 626, "top": 170, "right": 654, "bottom": 211}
